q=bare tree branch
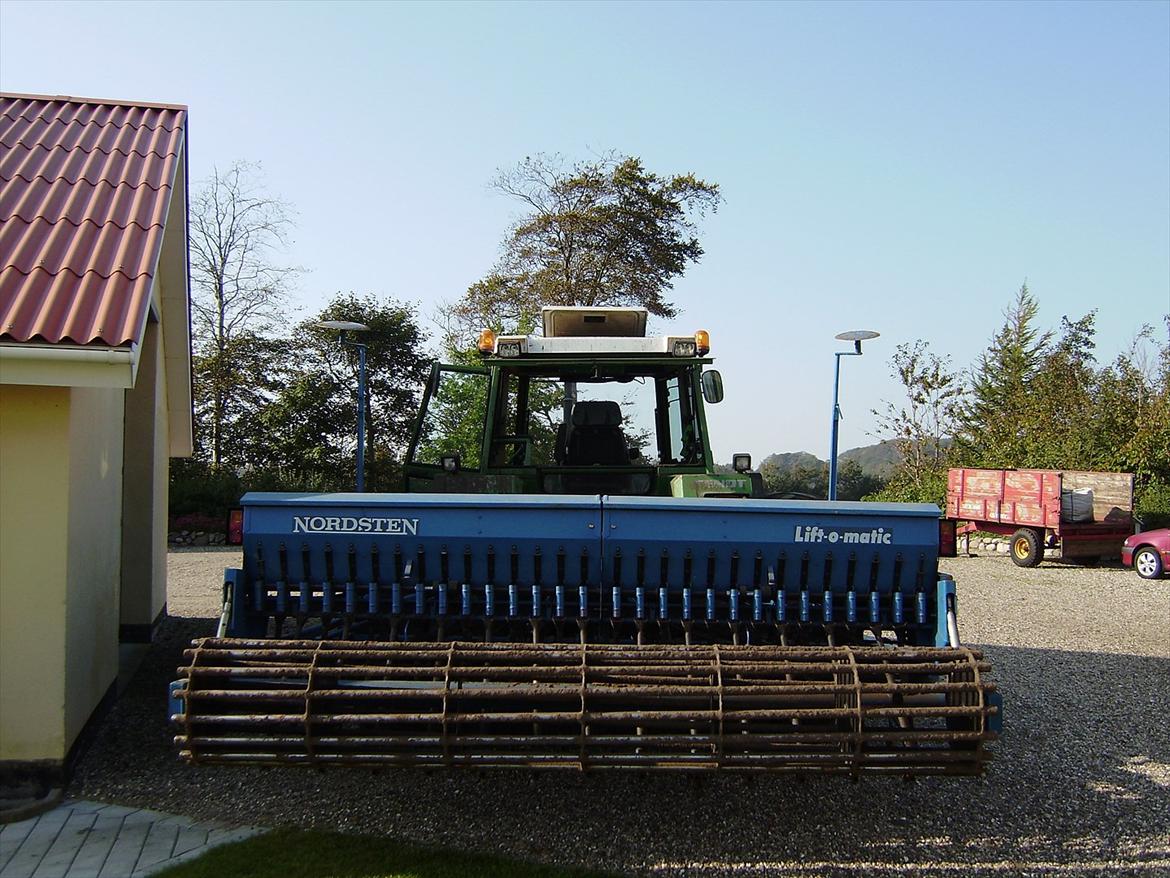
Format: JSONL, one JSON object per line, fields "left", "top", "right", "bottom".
{"left": 189, "top": 161, "right": 301, "bottom": 464}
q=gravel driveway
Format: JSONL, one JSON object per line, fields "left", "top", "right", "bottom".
{"left": 69, "top": 549, "right": 1170, "bottom": 877}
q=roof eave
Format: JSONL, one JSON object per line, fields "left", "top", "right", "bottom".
{"left": 0, "top": 341, "right": 139, "bottom": 388}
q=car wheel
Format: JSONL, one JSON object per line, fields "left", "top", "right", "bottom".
{"left": 1010, "top": 528, "right": 1042, "bottom": 568}
{"left": 1134, "top": 547, "right": 1164, "bottom": 580}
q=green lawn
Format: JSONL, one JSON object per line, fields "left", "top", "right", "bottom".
{"left": 154, "top": 829, "right": 624, "bottom": 878}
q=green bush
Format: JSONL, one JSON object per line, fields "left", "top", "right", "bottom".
{"left": 863, "top": 469, "right": 948, "bottom": 507}
{"left": 169, "top": 459, "right": 244, "bottom": 520}
{"left": 1135, "top": 481, "right": 1170, "bottom": 531}
{"left": 169, "top": 457, "right": 395, "bottom": 528}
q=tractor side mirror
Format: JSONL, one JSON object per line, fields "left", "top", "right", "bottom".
{"left": 701, "top": 370, "right": 724, "bottom": 404}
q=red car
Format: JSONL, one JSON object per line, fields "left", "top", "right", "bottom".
{"left": 1121, "top": 528, "right": 1170, "bottom": 579}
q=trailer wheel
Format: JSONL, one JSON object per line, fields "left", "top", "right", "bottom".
{"left": 1010, "top": 528, "right": 1042, "bottom": 567}
{"left": 1134, "top": 547, "right": 1164, "bottom": 580}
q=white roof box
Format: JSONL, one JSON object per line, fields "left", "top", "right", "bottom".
{"left": 542, "top": 307, "right": 648, "bottom": 338}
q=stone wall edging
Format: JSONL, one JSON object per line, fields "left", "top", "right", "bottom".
{"left": 167, "top": 531, "right": 226, "bottom": 547}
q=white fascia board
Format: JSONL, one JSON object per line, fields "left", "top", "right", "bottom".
{"left": 159, "top": 137, "right": 193, "bottom": 457}
{"left": 0, "top": 342, "right": 138, "bottom": 388}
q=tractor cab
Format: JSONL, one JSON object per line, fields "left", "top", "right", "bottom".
{"left": 405, "top": 307, "right": 759, "bottom": 497}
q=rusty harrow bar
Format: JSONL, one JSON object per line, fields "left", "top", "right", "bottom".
{"left": 174, "top": 639, "right": 997, "bottom": 775}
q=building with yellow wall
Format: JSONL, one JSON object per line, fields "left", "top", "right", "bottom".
{"left": 0, "top": 93, "right": 191, "bottom": 783}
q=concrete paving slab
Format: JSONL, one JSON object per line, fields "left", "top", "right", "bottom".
{"left": 129, "top": 822, "right": 179, "bottom": 874}
{"left": 97, "top": 815, "right": 149, "bottom": 878}
{"left": 2, "top": 808, "right": 71, "bottom": 878}
{"left": 0, "top": 800, "right": 263, "bottom": 878}
{"left": 0, "top": 818, "right": 36, "bottom": 873}
{"left": 65, "top": 813, "right": 123, "bottom": 878}
{"left": 31, "top": 811, "right": 97, "bottom": 877}
{"left": 168, "top": 826, "right": 208, "bottom": 860}
{"left": 44, "top": 805, "right": 100, "bottom": 818}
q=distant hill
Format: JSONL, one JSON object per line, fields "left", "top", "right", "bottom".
{"left": 839, "top": 440, "right": 901, "bottom": 479}
{"left": 757, "top": 441, "right": 902, "bottom": 480}
{"left": 759, "top": 451, "right": 823, "bottom": 472}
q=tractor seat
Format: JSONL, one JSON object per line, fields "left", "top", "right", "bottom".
{"left": 566, "top": 401, "right": 628, "bottom": 466}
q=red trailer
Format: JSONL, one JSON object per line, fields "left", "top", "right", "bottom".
{"left": 946, "top": 468, "right": 1134, "bottom": 567}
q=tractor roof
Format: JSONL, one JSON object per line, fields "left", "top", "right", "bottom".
{"left": 480, "top": 307, "right": 711, "bottom": 361}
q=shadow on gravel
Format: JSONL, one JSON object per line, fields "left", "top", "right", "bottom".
{"left": 69, "top": 620, "right": 1170, "bottom": 878}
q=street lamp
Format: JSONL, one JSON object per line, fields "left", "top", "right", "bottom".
{"left": 828, "top": 329, "right": 879, "bottom": 501}
{"left": 317, "top": 320, "right": 372, "bottom": 492}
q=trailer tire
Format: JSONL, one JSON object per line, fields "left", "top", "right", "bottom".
{"left": 1134, "top": 547, "right": 1164, "bottom": 580}
{"left": 1010, "top": 528, "right": 1042, "bottom": 567}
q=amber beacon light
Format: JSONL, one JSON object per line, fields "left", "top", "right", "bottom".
{"left": 695, "top": 329, "right": 710, "bottom": 355}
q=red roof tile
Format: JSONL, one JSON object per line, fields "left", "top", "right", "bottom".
{"left": 0, "top": 176, "right": 173, "bottom": 229}
{"left": 0, "top": 93, "right": 186, "bottom": 347}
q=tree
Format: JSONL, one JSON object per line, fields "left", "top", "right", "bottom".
{"left": 760, "top": 460, "right": 826, "bottom": 498}
{"left": 955, "top": 283, "right": 1051, "bottom": 466}
{"left": 189, "top": 162, "right": 300, "bottom": 465}
{"left": 872, "top": 340, "right": 964, "bottom": 501}
{"left": 191, "top": 332, "right": 289, "bottom": 467}
{"left": 939, "top": 284, "right": 1167, "bottom": 508}
{"left": 1108, "top": 319, "right": 1170, "bottom": 490}
{"left": 758, "top": 458, "right": 881, "bottom": 501}
{"left": 257, "top": 294, "right": 430, "bottom": 491}
{"left": 837, "top": 460, "right": 886, "bottom": 501}
{"left": 1020, "top": 312, "right": 1101, "bottom": 468}
{"left": 432, "top": 153, "right": 721, "bottom": 465}
{"left": 444, "top": 153, "right": 721, "bottom": 346}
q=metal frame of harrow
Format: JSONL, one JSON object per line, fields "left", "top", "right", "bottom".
{"left": 174, "top": 640, "right": 997, "bottom": 776}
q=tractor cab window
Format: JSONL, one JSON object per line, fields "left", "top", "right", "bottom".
{"left": 523, "top": 378, "right": 567, "bottom": 466}
{"left": 660, "top": 372, "right": 702, "bottom": 465}
{"left": 571, "top": 379, "right": 655, "bottom": 465}
{"left": 411, "top": 366, "right": 489, "bottom": 470}
{"left": 490, "top": 367, "right": 703, "bottom": 470}
{"left": 492, "top": 375, "right": 648, "bottom": 468}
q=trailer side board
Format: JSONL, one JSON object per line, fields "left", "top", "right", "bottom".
{"left": 946, "top": 468, "right": 1061, "bottom": 529}
{"left": 1061, "top": 470, "right": 1134, "bottom": 523}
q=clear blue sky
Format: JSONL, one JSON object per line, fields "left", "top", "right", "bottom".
{"left": 3, "top": 0, "right": 1167, "bottom": 462}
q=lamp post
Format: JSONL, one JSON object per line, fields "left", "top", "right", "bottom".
{"left": 317, "top": 320, "right": 372, "bottom": 492}
{"left": 828, "top": 329, "right": 879, "bottom": 501}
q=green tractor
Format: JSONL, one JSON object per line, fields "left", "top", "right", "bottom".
{"left": 405, "top": 306, "right": 758, "bottom": 498}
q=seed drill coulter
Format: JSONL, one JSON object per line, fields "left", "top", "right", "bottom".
{"left": 173, "top": 308, "right": 1000, "bottom": 775}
